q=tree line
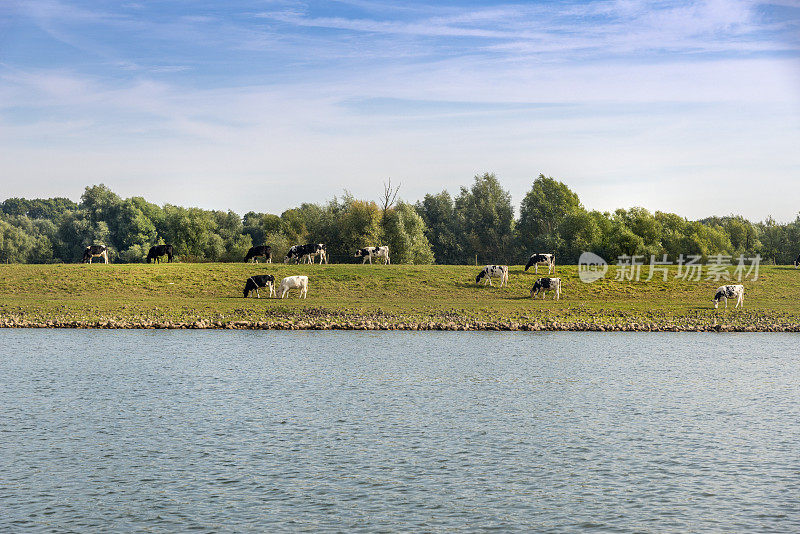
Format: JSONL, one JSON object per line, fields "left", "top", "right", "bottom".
{"left": 1, "top": 174, "right": 798, "bottom": 265}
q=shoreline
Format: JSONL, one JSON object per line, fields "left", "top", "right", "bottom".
{"left": 2, "top": 263, "right": 799, "bottom": 333}
{"left": 2, "top": 318, "right": 798, "bottom": 332}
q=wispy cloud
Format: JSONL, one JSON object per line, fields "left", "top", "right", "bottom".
{"left": 1, "top": 0, "right": 798, "bottom": 219}
{"left": 255, "top": 0, "right": 796, "bottom": 58}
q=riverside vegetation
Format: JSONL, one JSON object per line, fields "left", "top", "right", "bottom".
{"left": 2, "top": 174, "right": 799, "bottom": 266}
{"left": 1, "top": 263, "right": 798, "bottom": 331}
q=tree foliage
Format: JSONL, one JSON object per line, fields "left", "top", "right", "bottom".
{"left": 517, "top": 174, "right": 582, "bottom": 259}
{"left": 453, "top": 173, "right": 515, "bottom": 264}
{"left": 1, "top": 178, "right": 798, "bottom": 265}
{"left": 382, "top": 202, "right": 434, "bottom": 264}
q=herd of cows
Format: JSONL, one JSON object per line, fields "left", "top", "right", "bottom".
{"left": 78, "top": 242, "right": 788, "bottom": 308}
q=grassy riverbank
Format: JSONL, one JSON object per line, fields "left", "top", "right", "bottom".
{"left": 1, "top": 263, "right": 798, "bottom": 331}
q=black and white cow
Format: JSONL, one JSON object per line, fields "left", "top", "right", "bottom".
{"left": 313, "top": 243, "right": 328, "bottom": 264}
{"left": 244, "top": 245, "right": 272, "bottom": 263}
{"left": 285, "top": 243, "right": 327, "bottom": 264}
{"left": 524, "top": 253, "right": 555, "bottom": 274}
{"left": 713, "top": 284, "right": 744, "bottom": 309}
{"left": 530, "top": 277, "right": 561, "bottom": 300}
{"left": 354, "top": 246, "right": 390, "bottom": 265}
{"left": 243, "top": 274, "right": 276, "bottom": 298}
{"left": 475, "top": 265, "right": 509, "bottom": 287}
{"left": 285, "top": 244, "right": 312, "bottom": 264}
{"left": 146, "top": 244, "right": 174, "bottom": 263}
{"left": 82, "top": 244, "right": 108, "bottom": 264}
{"left": 795, "top": 253, "right": 799, "bottom": 268}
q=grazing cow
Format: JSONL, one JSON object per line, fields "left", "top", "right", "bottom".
{"left": 285, "top": 245, "right": 302, "bottom": 263}
{"left": 285, "top": 243, "right": 327, "bottom": 264}
{"left": 354, "top": 246, "right": 390, "bottom": 265}
{"left": 713, "top": 284, "right": 744, "bottom": 309}
{"left": 795, "top": 253, "right": 799, "bottom": 268}
{"left": 243, "top": 274, "right": 276, "bottom": 298}
{"left": 244, "top": 245, "right": 272, "bottom": 264}
{"left": 285, "top": 244, "right": 308, "bottom": 263}
{"left": 530, "top": 277, "right": 561, "bottom": 300}
{"left": 279, "top": 275, "right": 309, "bottom": 299}
{"left": 475, "top": 265, "right": 509, "bottom": 287}
{"left": 146, "top": 244, "right": 174, "bottom": 263}
{"left": 525, "top": 253, "right": 555, "bottom": 274}
{"left": 82, "top": 244, "right": 108, "bottom": 264}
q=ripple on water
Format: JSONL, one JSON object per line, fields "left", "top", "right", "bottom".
{"left": 0, "top": 330, "right": 798, "bottom": 532}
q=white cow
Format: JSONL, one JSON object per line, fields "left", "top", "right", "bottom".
{"left": 475, "top": 265, "right": 509, "bottom": 287}
{"left": 354, "top": 246, "right": 390, "bottom": 265}
{"left": 279, "top": 275, "right": 309, "bottom": 299}
{"left": 713, "top": 284, "right": 744, "bottom": 309}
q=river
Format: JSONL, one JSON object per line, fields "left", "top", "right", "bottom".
{"left": 1, "top": 330, "right": 798, "bottom": 532}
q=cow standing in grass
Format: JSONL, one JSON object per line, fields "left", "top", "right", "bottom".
{"left": 713, "top": 284, "right": 744, "bottom": 309}
{"left": 146, "top": 244, "right": 174, "bottom": 263}
{"left": 243, "top": 275, "right": 275, "bottom": 298}
{"left": 245, "top": 245, "right": 272, "bottom": 263}
{"left": 285, "top": 245, "right": 303, "bottom": 263}
{"left": 279, "top": 275, "right": 309, "bottom": 298}
{"left": 82, "top": 245, "right": 108, "bottom": 264}
{"left": 312, "top": 244, "right": 328, "bottom": 264}
{"left": 285, "top": 244, "right": 327, "bottom": 264}
{"left": 475, "top": 265, "right": 508, "bottom": 287}
{"left": 525, "top": 253, "right": 555, "bottom": 274}
{"left": 530, "top": 277, "right": 561, "bottom": 300}
{"left": 354, "top": 246, "right": 390, "bottom": 265}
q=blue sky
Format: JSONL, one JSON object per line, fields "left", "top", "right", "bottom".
{"left": 1, "top": 0, "right": 799, "bottom": 220}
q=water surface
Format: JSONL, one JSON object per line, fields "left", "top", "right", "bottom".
{"left": 1, "top": 330, "right": 798, "bottom": 532}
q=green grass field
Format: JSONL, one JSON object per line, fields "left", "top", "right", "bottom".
{"left": 1, "top": 262, "right": 798, "bottom": 330}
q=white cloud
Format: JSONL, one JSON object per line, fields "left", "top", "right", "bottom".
{"left": 1, "top": 0, "right": 798, "bottom": 221}
{"left": 2, "top": 61, "right": 798, "bottom": 221}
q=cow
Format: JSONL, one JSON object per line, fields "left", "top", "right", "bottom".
{"left": 313, "top": 243, "right": 328, "bottom": 264}
{"left": 475, "top": 265, "right": 508, "bottom": 287}
{"left": 146, "top": 244, "right": 174, "bottom": 263}
{"left": 713, "top": 284, "right": 744, "bottom": 309}
{"left": 243, "top": 274, "right": 276, "bottom": 298}
{"left": 244, "top": 245, "right": 272, "bottom": 264}
{"left": 285, "top": 244, "right": 309, "bottom": 264}
{"left": 82, "top": 244, "right": 108, "bottom": 264}
{"left": 525, "top": 253, "right": 555, "bottom": 274}
{"left": 795, "top": 253, "right": 799, "bottom": 268}
{"left": 285, "top": 244, "right": 327, "bottom": 264}
{"left": 530, "top": 277, "right": 561, "bottom": 300}
{"left": 279, "top": 275, "right": 309, "bottom": 299}
{"left": 354, "top": 246, "right": 390, "bottom": 265}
